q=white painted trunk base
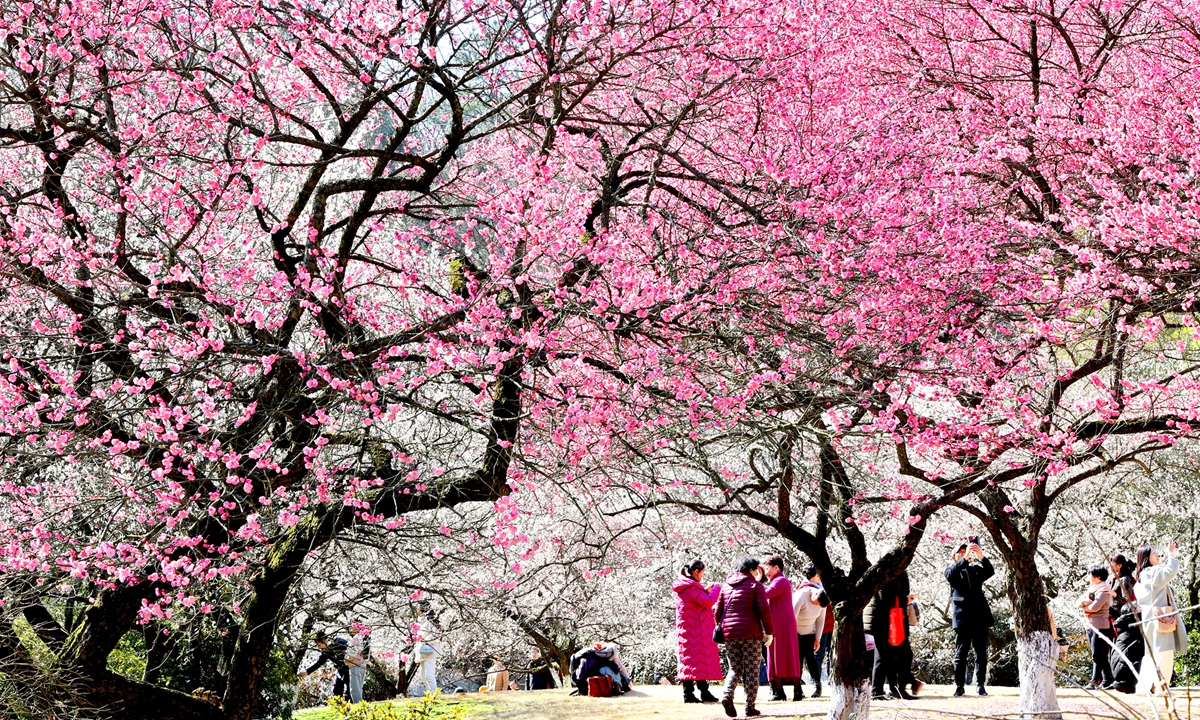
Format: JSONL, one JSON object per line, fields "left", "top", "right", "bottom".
{"left": 1017, "top": 631, "right": 1061, "bottom": 720}
{"left": 827, "top": 678, "right": 871, "bottom": 720}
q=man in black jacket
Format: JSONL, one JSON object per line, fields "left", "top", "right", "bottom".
{"left": 298, "top": 631, "right": 351, "bottom": 699}
{"left": 945, "top": 540, "right": 994, "bottom": 697}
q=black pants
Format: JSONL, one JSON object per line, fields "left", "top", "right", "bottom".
{"left": 798, "top": 633, "right": 821, "bottom": 691}
{"left": 333, "top": 664, "right": 349, "bottom": 698}
{"left": 1087, "top": 628, "right": 1115, "bottom": 686}
{"left": 954, "top": 628, "right": 989, "bottom": 689}
{"left": 682, "top": 680, "right": 713, "bottom": 698}
{"left": 873, "top": 643, "right": 905, "bottom": 695}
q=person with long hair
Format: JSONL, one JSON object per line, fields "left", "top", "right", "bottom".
{"left": 1108, "top": 553, "right": 1136, "bottom": 603}
{"left": 672, "top": 559, "right": 722, "bottom": 704}
{"left": 716, "top": 557, "right": 775, "bottom": 718}
{"left": 1133, "top": 541, "right": 1188, "bottom": 696}
{"left": 1110, "top": 592, "right": 1144, "bottom": 694}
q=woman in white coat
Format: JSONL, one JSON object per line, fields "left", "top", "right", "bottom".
{"left": 1133, "top": 540, "right": 1188, "bottom": 695}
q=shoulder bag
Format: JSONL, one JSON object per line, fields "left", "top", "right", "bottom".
{"left": 1153, "top": 588, "right": 1178, "bottom": 634}
{"left": 713, "top": 590, "right": 727, "bottom": 644}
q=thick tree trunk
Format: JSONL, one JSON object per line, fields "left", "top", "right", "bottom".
{"left": 84, "top": 671, "right": 224, "bottom": 720}
{"left": 222, "top": 562, "right": 302, "bottom": 720}
{"left": 1008, "top": 548, "right": 1061, "bottom": 720}
{"left": 827, "top": 606, "right": 872, "bottom": 720}
{"left": 62, "top": 584, "right": 154, "bottom": 672}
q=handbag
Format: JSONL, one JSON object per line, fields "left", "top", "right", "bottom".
{"left": 419, "top": 643, "right": 436, "bottom": 657}
{"left": 888, "top": 598, "right": 906, "bottom": 646}
{"left": 1154, "top": 588, "right": 1179, "bottom": 634}
{"left": 1153, "top": 606, "right": 1177, "bottom": 633}
{"left": 713, "top": 591, "right": 726, "bottom": 644}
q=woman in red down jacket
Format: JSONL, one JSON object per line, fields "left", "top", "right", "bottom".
{"left": 672, "top": 560, "right": 722, "bottom": 704}
{"left": 716, "top": 557, "right": 775, "bottom": 718}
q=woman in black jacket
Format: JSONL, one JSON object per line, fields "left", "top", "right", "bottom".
{"left": 864, "top": 571, "right": 915, "bottom": 700}
{"left": 1109, "top": 596, "right": 1143, "bottom": 694}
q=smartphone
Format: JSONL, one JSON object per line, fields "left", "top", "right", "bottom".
{"left": 969, "top": 536, "right": 979, "bottom": 545}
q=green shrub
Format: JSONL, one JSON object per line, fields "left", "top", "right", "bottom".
{"left": 326, "top": 692, "right": 467, "bottom": 720}
{"left": 1174, "top": 628, "right": 1200, "bottom": 686}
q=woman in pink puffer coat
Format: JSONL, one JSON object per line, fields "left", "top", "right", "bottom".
{"left": 673, "top": 560, "right": 722, "bottom": 704}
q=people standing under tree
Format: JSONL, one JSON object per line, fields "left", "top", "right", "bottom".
{"left": 865, "top": 570, "right": 915, "bottom": 700}
{"left": 345, "top": 623, "right": 371, "bottom": 703}
{"left": 672, "top": 559, "right": 722, "bottom": 704}
{"left": 716, "top": 557, "right": 775, "bottom": 718}
{"left": 1133, "top": 540, "right": 1189, "bottom": 696}
{"left": 902, "top": 593, "right": 924, "bottom": 696}
{"left": 1078, "top": 566, "right": 1115, "bottom": 689}
{"left": 793, "top": 565, "right": 827, "bottom": 699}
{"left": 762, "top": 556, "right": 802, "bottom": 702}
{"left": 945, "top": 538, "right": 995, "bottom": 697}
{"left": 298, "top": 631, "right": 350, "bottom": 699}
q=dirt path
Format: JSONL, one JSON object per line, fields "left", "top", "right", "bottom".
{"left": 462, "top": 684, "right": 1195, "bottom": 719}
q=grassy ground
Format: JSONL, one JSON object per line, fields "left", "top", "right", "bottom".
{"left": 294, "top": 696, "right": 493, "bottom": 720}
{"left": 294, "top": 684, "right": 1198, "bottom": 720}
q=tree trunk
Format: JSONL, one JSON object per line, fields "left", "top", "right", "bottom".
{"left": 84, "top": 671, "right": 224, "bottom": 720}
{"left": 827, "top": 606, "right": 871, "bottom": 720}
{"left": 1008, "top": 548, "right": 1061, "bottom": 720}
{"left": 222, "top": 562, "right": 301, "bottom": 720}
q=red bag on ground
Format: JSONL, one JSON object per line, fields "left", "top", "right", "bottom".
{"left": 587, "top": 675, "right": 613, "bottom": 697}
{"left": 889, "top": 598, "right": 906, "bottom": 646}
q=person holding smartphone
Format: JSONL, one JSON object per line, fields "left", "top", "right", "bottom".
{"left": 945, "top": 537, "right": 995, "bottom": 696}
{"left": 1133, "top": 540, "right": 1188, "bottom": 696}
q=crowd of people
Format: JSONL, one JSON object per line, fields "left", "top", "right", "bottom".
{"left": 670, "top": 539, "right": 1189, "bottom": 717}
{"left": 1078, "top": 541, "right": 1190, "bottom": 696}
{"left": 294, "top": 539, "right": 1188, "bottom": 712}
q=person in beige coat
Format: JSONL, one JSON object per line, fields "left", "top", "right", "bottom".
{"left": 793, "top": 565, "right": 828, "bottom": 698}
{"left": 1133, "top": 540, "right": 1188, "bottom": 695}
{"left": 485, "top": 660, "right": 511, "bottom": 692}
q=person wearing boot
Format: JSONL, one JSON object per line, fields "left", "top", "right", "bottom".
{"left": 793, "top": 565, "right": 828, "bottom": 699}
{"left": 762, "top": 556, "right": 802, "bottom": 701}
{"left": 716, "top": 557, "right": 775, "bottom": 718}
{"left": 672, "top": 560, "right": 722, "bottom": 704}
{"left": 945, "top": 538, "right": 995, "bottom": 696}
